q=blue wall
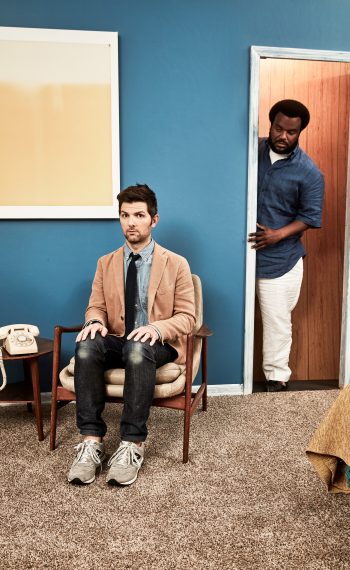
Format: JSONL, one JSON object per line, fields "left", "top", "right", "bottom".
{"left": 1, "top": 0, "right": 349, "bottom": 389}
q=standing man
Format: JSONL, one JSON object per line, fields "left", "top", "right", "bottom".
{"left": 248, "top": 99, "right": 324, "bottom": 393}
{"left": 68, "top": 184, "right": 195, "bottom": 485}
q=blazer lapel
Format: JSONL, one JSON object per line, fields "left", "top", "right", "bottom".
{"left": 113, "top": 247, "right": 125, "bottom": 310}
{"left": 148, "top": 243, "right": 167, "bottom": 316}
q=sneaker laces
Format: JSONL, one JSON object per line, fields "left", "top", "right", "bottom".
{"left": 73, "top": 441, "right": 103, "bottom": 467}
{"left": 107, "top": 441, "right": 143, "bottom": 469}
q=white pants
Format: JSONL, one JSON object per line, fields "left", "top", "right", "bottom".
{"left": 256, "top": 258, "right": 303, "bottom": 382}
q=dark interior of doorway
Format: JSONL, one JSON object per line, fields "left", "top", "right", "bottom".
{"left": 253, "top": 379, "right": 338, "bottom": 393}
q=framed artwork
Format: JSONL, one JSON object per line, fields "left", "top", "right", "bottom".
{"left": 0, "top": 27, "right": 119, "bottom": 219}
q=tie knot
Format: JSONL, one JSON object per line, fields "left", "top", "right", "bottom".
{"left": 129, "top": 253, "right": 141, "bottom": 262}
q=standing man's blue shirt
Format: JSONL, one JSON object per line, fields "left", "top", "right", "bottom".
{"left": 256, "top": 138, "right": 324, "bottom": 278}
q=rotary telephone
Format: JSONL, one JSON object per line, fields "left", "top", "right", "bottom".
{"left": 0, "top": 324, "right": 40, "bottom": 390}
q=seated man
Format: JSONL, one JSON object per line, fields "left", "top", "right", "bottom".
{"left": 68, "top": 184, "right": 195, "bottom": 486}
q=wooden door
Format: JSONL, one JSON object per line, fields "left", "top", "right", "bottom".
{"left": 254, "top": 59, "right": 350, "bottom": 382}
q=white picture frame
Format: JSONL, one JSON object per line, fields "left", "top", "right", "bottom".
{"left": 0, "top": 26, "right": 119, "bottom": 219}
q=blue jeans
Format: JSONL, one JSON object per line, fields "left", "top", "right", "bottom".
{"left": 74, "top": 333, "right": 177, "bottom": 442}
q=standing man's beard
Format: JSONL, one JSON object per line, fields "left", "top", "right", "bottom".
{"left": 268, "top": 135, "right": 299, "bottom": 155}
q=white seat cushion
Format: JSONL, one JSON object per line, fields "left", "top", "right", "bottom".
{"left": 60, "top": 359, "right": 187, "bottom": 399}
{"left": 60, "top": 337, "right": 202, "bottom": 399}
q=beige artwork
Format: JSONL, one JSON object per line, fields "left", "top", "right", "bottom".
{"left": 0, "top": 29, "right": 119, "bottom": 218}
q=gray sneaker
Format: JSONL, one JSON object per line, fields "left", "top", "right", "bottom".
{"left": 68, "top": 440, "right": 106, "bottom": 484}
{"left": 106, "top": 441, "right": 144, "bottom": 486}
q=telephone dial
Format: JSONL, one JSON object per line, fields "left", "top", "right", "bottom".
{"left": 0, "top": 324, "right": 39, "bottom": 355}
{"left": 0, "top": 324, "right": 40, "bottom": 390}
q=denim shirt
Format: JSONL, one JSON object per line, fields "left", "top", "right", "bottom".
{"left": 124, "top": 239, "right": 154, "bottom": 329}
{"left": 256, "top": 138, "right": 324, "bottom": 278}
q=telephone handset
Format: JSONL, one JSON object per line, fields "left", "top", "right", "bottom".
{"left": 0, "top": 324, "right": 39, "bottom": 356}
{"left": 0, "top": 324, "right": 40, "bottom": 391}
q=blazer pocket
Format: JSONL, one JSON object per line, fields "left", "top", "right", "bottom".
{"left": 154, "top": 292, "right": 173, "bottom": 318}
{"left": 156, "top": 282, "right": 175, "bottom": 296}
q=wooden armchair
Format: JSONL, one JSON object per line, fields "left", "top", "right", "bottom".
{"left": 50, "top": 274, "right": 212, "bottom": 462}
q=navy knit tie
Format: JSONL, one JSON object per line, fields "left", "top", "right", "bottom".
{"left": 125, "top": 253, "right": 141, "bottom": 336}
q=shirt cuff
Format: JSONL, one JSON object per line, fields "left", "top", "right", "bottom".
{"left": 148, "top": 324, "right": 163, "bottom": 343}
{"left": 83, "top": 319, "right": 104, "bottom": 329}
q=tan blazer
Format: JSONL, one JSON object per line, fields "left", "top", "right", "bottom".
{"left": 85, "top": 242, "right": 196, "bottom": 363}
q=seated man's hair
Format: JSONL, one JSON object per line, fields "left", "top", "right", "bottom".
{"left": 117, "top": 184, "right": 158, "bottom": 217}
{"left": 269, "top": 99, "right": 310, "bottom": 131}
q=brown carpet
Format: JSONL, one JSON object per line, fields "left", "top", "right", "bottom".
{"left": 1, "top": 390, "right": 350, "bottom": 570}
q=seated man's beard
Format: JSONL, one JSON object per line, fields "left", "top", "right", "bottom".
{"left": 268, "top": 135, "right": 299, "bottom": 155}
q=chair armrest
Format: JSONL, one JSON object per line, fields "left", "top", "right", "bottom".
{"left": 193, "top": 324, "right": 213, "bottom": 338}
{"left": 52, "top": 325, "right": 83, "bottom": 369}
{"left": 55, "top": 324, "right": 83, "bottom": 334}
{"left": 52, "top": 325, "right": 83, "bottom": 394}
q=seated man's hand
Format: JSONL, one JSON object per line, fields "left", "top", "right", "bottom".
{"left": 76, "top": 323, "right": 108, "bottom": 343}
{"left": 127, "top": 325, "right": 159, "bottom": 346}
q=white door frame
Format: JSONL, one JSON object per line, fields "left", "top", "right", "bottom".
{"left": 244, "top": 45, "right": 350, "bottom": 395}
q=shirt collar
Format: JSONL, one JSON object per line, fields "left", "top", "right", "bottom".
{"left": 124, "top": 238, "right": 155, "bottom": 262}
{"left": 269, "top": 148, "right": 290, "bottom": 163}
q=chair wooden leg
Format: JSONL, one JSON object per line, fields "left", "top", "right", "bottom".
{"left": 202, "top": 337, "right": 208, "bottom": 412}
{"left": 183, "top": 403, "right": 191, "bottom": 463}
{"left": 203, "top": 384, "right": 207, "bottom": 412}
{"left": 50, "top": 397, "right": 58, "bottom": 451}
{"left": 183, "top": 335, "right": 194, "bottom": 463}
{"left": 50, "top": 326, "right": 61, "bottom": 451}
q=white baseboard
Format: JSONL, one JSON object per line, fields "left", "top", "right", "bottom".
{"left": 44, "top": 385, "right": 244, "bottom": 398}
{"left": 192, "top": 384, "right": 244, "bottom": 396}
{"left": 41, "top": 392, "right": 53, "bottom": 403}
{"left": 1, "top": 385, "right": 244, "bottom": 407}
{"left": 42, "top": 385, "right": 244, "bottom": 399}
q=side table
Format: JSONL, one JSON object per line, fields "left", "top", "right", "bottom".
{"left": 0, "top": 337, "right": 54, "bottom": 441}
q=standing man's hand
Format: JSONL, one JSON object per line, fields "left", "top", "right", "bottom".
{"left": 248, "top": 220, "right": 309, "bottom": 250}
{"left": 127, "top": 325, "right": 159, "bottom": 346}
{"left": 248, "top": 223, "right": 283, "bottom": 250}
{"left": 76, "top": 323, "right": 108, "bottom": 342}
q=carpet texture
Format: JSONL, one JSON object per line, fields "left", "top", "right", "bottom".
{"left": 1, "top": 391, "right": 350, "bottom": 570}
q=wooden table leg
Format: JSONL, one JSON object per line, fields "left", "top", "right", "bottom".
{"left": 23, "top": 360, "right": 33, "bottom": 413}
{"left": 28, "top": 358, "right": 44, "bottom": 441}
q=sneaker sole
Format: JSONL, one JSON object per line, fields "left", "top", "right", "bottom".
{"left": 107, "top": 473, "right": 138, "bottom": 486}
{"left": 68, "top": 475, "right": 96, "bottom": 485}
{"left": 106, "top": 460, "right": 143, "bottom": 487}
{"left": 107, "top": 475, "right": 137, "bottom": 487}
